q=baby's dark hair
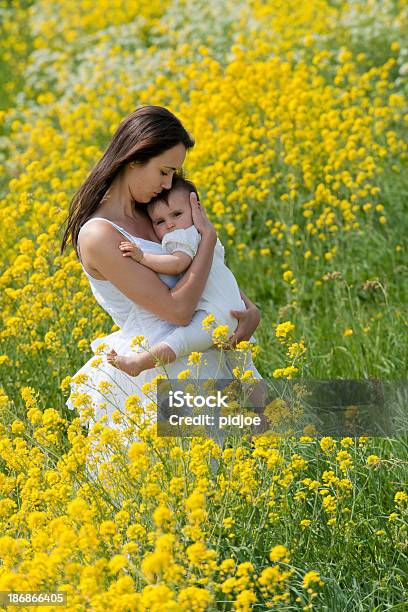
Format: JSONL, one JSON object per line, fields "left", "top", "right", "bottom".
{"left": 147, "top": 176, "right": 199, "bottom": 214}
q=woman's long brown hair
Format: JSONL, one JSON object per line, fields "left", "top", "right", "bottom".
{"left": 60, "top": 106, "right": 194, "bottom": 256}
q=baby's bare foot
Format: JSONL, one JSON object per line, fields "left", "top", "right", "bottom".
{"left": 107, "top": 349, "right": 142, "bottom": 377}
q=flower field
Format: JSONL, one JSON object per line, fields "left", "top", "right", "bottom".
{"left": 0, "top": 0, "right": 407, "bottom": 610}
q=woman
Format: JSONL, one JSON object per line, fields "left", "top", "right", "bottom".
{"left": 60, "top": 106, "right": 261, "bottom": 425}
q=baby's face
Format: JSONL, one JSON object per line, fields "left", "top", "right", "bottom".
{"left": 148, "top": 189, "right": 194, "bottom": 241}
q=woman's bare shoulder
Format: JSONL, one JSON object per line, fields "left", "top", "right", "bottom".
{"left": 79, "top": 218, "right": 120, "bottom": 248}
{"left": 78, "top": 218, "right": 128, "bottom": 274}
{"left": 80, "top": 216, "right": 116, "bottom": 235}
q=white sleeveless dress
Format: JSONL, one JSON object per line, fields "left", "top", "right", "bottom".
{"left": 65, "top": 217, "right": 239, "bottom": 426}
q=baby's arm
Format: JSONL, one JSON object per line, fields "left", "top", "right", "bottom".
{"left": 119, "top": 241, "right": 192, "bottom": 275}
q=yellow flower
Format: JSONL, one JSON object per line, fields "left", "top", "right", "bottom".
{"left": 42, "top": 408, "right": 62, "bottom": 427}
{"left": 320, "top": 437, "right": 336, "bottom": 453}
{"left": 275, "top": 321, "right": 295, "bottom": 338}
{"left": 185, "top": 490, "right": 206, "bottom": 512}
{"left": 94, "top": 342, "right": 108, "bottom": 355}
{"left": 223, "top": 517, "right": 235, "bottom": 529}
{"left": 108, "top": 554, "right": 128, "bottom": 574}
{"left": 27, "top": 407, "right": 42, "bottom": 425}
{"left": 178, "top": 587, "right": 214, "bottom": 610}
{"left": 60, "top": 376, "right": 72, "bottom": 393}
{"left": 100, "top": 520, "right": 116, "bottom": 537}
{"left": 367, "top": 454, "right": 380, "bottom": 466}
{"left": 27, "top": 511, "right": 47, "bottom": 530}
{"left": 141, "top": 550, "right": 172, "bottom": 581}
{"left": 153, "top": 505, "right": 173, "bottom": 528}
{"left": 0, "top": 388, "right": 10, "bottom": 410}
{"left": 67, "top": 498, "right": 90, "bottom": 519}
{"left": 303, "top": 570, "right": 324, "bottom": 589}
{"left": 235, "top": 340, "right": 250, "bottom": 351}
{"left": 71, "top": 373, "right": 89, "bottom": 385}
{"left": 241, "top": 369, "right": 254, "bottom": 380}
{"left": 201, "top": 314, "right": 216, "bottom": 330}
{"left": 286, "top": 341, "right": 306, "bottom": 359}
{"left": 187, "top": 542, "right": 216, "bottom": 567}
{"left": 394, "top": 491, "right": 408, "bottom": 506}
{"left": 269, "top": 544, "right": 290, "bottom": 563}
{"left": 11, "top": 420, "right": 25, "bottom": 435}
{"left": 187, "top": 351, "right": 202, "bottom": 365}
{"left": 272, "top": 366, "right": 298, "bottom": 379}
{"left": 235, "top": 589, "right": 257, "bottom": 608}
{"left": 128, "top": 442, "right": 148, "bottom": 462}
{"left": 225, "top": 222, "right": 235, "bottom": 236}
{"left": 141, "top": 382, "right": 152, "bottom": 395}
{"left": 219, "top": 558, "right": 235, "bottom": 573}
{"left": 322, "top": 494, "right": 337, "bottom": 513}
{"left": 212, "top": 325, "right": 230, "bottom": 343}
{"left": 177, "top": 369, "right": 191, "bottom": 380}
{"left": 98, "top": 380, "right": 113, "bottom": 393}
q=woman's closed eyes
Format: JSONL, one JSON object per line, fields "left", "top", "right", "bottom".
{"left": 160, "top": 168, "right": 176, "bottom": 176}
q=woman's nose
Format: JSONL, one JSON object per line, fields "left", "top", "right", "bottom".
{"left": 161, "top": 176, "right": 172, "bottom": 190}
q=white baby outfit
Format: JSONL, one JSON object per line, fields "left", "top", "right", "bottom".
{"left": 66, "top": 218, "right": 262, "bottom": 428}
{"left": 158, "top": 225, "right": 258, "bottom": 374}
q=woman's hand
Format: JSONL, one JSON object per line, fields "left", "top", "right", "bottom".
{"left": 190, "top": 192, "right": 216, "bottom": 240}
{"left": 228, "top": 303, "right": 261, "bottom": 348}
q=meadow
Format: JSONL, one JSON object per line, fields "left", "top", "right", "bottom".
{"left": 0, "top": 0, "right": 407, "bottom": 610}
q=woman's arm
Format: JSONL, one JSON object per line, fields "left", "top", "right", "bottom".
{"left": 80, "top": 194, "right": 216, "bottom": 326}
{"left": 228, "top": 289, "right": 261, "bottom": 347}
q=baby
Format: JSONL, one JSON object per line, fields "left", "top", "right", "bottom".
{"left": 106, "top": 177, "right": 261, "bottom": 382}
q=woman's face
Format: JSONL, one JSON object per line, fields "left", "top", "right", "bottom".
{"left": 127, "top": 143, "right": 186, "bottom": 203}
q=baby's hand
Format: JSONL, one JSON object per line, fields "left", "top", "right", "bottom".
{"left": 119, "top": 241, "right": 144, "bottom": 262}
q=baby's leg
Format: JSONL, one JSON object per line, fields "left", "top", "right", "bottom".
{"left": 107, "top": 311, "right": 213, "bottom": 377}
{"left": 159, "top": 310, "right": 215, "bottom": 359}
{"left": 107, "top": 343, "right": 177, "bottom": 377}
